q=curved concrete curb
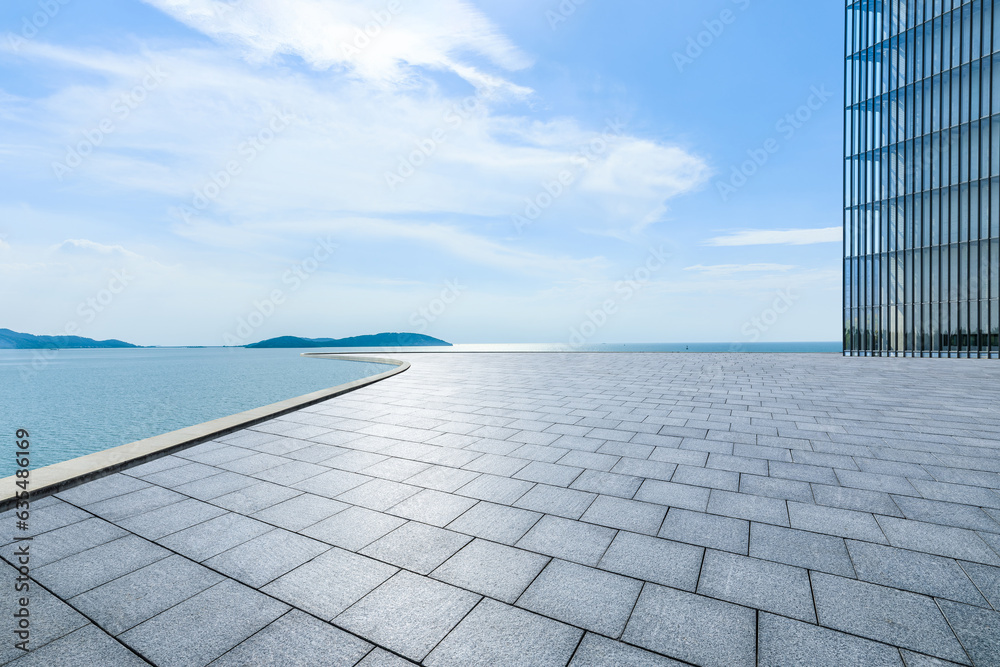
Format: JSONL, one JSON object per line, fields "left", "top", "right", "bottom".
{"left": 0, "top": 355, "right": 408, "bottom": 512}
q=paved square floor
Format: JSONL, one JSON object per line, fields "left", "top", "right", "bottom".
{"left": 3, "top": 353, "right": 1000, "bottom": 665}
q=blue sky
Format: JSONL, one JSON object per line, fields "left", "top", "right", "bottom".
{"left": 0, "top": 0, "right": 844, "bottom": 346}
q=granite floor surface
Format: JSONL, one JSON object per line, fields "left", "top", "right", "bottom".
{"left": 3, "top": 353, "right": 1000, "bottom": 666}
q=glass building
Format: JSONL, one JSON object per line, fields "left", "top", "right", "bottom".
{"left": 845, "top": 0, "right": 999, "bottom": 357}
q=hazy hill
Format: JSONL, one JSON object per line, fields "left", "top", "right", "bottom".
{"left": 245, "top": 333, "right": 451, "bottom": 348}
{"left": 0, "top": 328, "right": 138, "bottom": 349}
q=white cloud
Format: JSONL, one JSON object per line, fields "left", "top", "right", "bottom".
{"left": 55, "top": 239, "right": 143, "bottom": 259}
{"left": 705, "top": 227, "right": 842, "bottom": 246}
{"left": 141, "top": 0, "right": 533, "bottom": 95}
{"left": 683, "top": 263, "right": 796, "bottom": 277}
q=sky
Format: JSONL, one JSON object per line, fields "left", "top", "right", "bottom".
{"left": 0, "top": 0, "right": 845, "bottom": 347}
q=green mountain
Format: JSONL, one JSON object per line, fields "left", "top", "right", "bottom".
{"left": 0, "top": 328, "right": 138, "bottom": 349}
{"left": 245, "top": 333, "right": 451, "bottom": 348}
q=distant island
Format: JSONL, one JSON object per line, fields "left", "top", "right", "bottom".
{"left": 246, "top": 333, "right": 452, "bottom": 348}
{"left": 0, "top": 328, "right": 139, "bottom": 349}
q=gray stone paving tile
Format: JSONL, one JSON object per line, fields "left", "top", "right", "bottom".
{"left": 733, "top": 443, "right": 793, "bottom": 462}
{"left": 463, "top": 453, "right": 530, "bottom": 477}
{"left": 570, "top": 469, "right": 644, "bottom": 499}
{"left": 647, "top": 446, "right": 709, "bottom": 466}
{"left": 569, "top": 632, "right": 687, "bottom": 666}
{"left": 361, "top": 521, "right": 471, "bottom": 574}
{"left": 749, "top": 522, "right": 856, "bottom": 577}
{"left": 54, "top": 473, "right": 150, "bottom": 506}
{"left": 124, "top": 454, "right": 189, "bottom": 477}
{"left": 558, "top": 450, "right": 620, "bottom": 471}
{"left": 446, "top": 501, "right": 541, "bottom": 545}
{"left": 120, "top": 579, "right": 289, "bottom": 667}
{"left": 456, "top": 473, "right": 533, "bottom": 505}
{"left": 262, "top": 547, "right": 397, "bottom": 620}
{"left": 172, "top": 470, "right": 258, "bottom": 501}
{"left": 139, "top": 461, "right": 220, "bottom": 487}
{"left": 768, "top": 460, "right": 840, "bottom": 484}
{"left": 892, "top": 495, "right": 1000, "bottom": 533}
{"left": 209, "top": 609, "right": 371, "bottom": 666}
{"left": 86, "top": 486, "right": 187, "bottom": 522}
{"left": 876, "top": 516, "right": 1000, "bottom": 566}
{"left": 405, "top": 465, "right": 480, "bottom": 492}
{"left": 355, "top": 648, "right": 418, "bottom": 666}
{"left": 0, "top": 500, "right": 90, "bottom": 545}
{"left": 937, "top": 600, "right": 1000, "bottom": 666}
{"left": 337, "top": 479, "right": 421, "bottom": 511}
{"left": 512, "top": 460, "right": 584, "bottom": 487}
{"left": 425, "top": 598, "right": 581, "bottom": 667}
{"left": 158, "top": 513, "right": 274, "bottom": 562}
{"left": 387, "top": 489, "right": 477, "bottom": 527}
{"left": 899, "top": 650, "right": 967, "bottom": 666}
{"left": 792, "top": 449, "right": 860, "bottom": 469}
{"left": 740, "top": 474, "right": 813, "bottom": 502}
{"left": 836, "top": 469, "right": 920, "bottom": 496}
{"left": 758, "top": 612, "right": 904, "bottom": 667}
{"left": 633, "top": 479, "right": 711, "bottom": 511}
{"left": 811, "top": 573, "right": 969, "bottom": 664}
{"left": 811, "top": 483, "right": 904, "bottom": 516}
{"left": 697, "top": 549, "right": 816, "bottom": 622}
{"left": 959, "top": 561, "right": 1000, "bottom": 610}
{"left": 857, "top": 457, "right": 933, "bottom": 480}
{"left": 510, "top": 443, "right": 569, "bottom": 463}
{"left": 209, "top": 481, "right": 301, "bottom": 514}
{"left": 69, "top": 555, "right": 224, "bottom": 636}
{"left": 6, "top": 624, "right": 147, "bottom": 667}
{"left": 657, "top": 506, "right": 750, "bottom": 554}
{"left": 709, "top": 490, "right": 789, "bottom": 526}
{"left": 0, "top": 564, "right": 89, "bottom": 663}
{"left": 250, "top": 460, "right": 328, "bottom": 486}
{"left": 249, "top": 493, "right": 348, "bottom": 531}
{"left": 466, "top": 437, "right": 520, "bottom": 455}
{"left": 707, "top": 453, "right": 769, "bottom": 475}
{"left": 34, "top": 535, "right": 170, "bottom": 599}
{"left": 846, "top": 540, "right": 988, "bottom": 607}
{"left": 623, "top": 583, "right": 756, "bottom": 667}
{"left": 671, "top": 465, "right": 739, "bottom": 492}
{"left": 581, "top": 495, "right": 666, "bottom": 535}
{"left": 118, "top": 497, "right": 227, "bottom": 540}
{"left": 513, "top": 484, "right": 597, "bottom": 520}
{"left": 23, "top": 518, "right": 128, "bottom": 568}
{"left": 516, "top": 514, "right": 617, "bottom": 566}
{"left": 336, "top": 571, "right": 480, "bottom": 663}
{"left": 180, "top": 444, "right": 254, "bottom": 467}
{"left": 517, "top": 559, "right": 642, "bottom": 637}
{"left": 285, "top": 443, "right": 349, "bottom": 463}
{"left": 598, "top": 530, "right": 703, "bottom": 591}
{"left": 431, "top": 539, "right": 549, "bottom": 603}
{"left": 203, "top": 528, "right": 329, "bottom": 587}
{"left": 909, "top": 478, "right": 1000, "bottom": 510}
{"left": 217, "top": 452, "right": 289, "bottom": 475}
{"left": 302, "top": 505, "right": 406, "bottom": 551}
{"left": 363, "top": 457, "right": 432, "bottom": 482}
{"left": 611, "top": 458, "right": 678, "bottom": 481}
{"left": 788, "top": 501, "right": 887, "bottom": 543}
{"left": 291, "top": 468, "right": 372, "bottom": 499}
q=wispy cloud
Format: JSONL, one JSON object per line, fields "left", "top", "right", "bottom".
{"left": 683, "top": 263, "right": 796, "bottom": 277}
{"left": 705, "top": 227, "right": 842, "bottom": 246}
{"left": 141, "top": 0, "right": 533, "bottom": 95}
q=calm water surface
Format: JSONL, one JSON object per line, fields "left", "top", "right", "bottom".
{"left": 0, "top": 348, "right": 394, "bottom": 476}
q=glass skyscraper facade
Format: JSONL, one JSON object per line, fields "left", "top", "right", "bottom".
{"left": 845, "top": 0, "right": 1000, "bottom": 357}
